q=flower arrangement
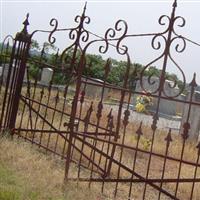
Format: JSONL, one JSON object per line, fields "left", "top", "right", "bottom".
{"left": 135, "top": 93, "right": 153, "bottom": 113}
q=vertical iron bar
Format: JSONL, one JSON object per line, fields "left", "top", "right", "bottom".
{"left": 143, "top": 2, "right": 177, "bottom": 198}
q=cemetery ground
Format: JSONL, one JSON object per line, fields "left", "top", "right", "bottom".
{"left": 0, "top": 86, "right": 200, "bottom": 200}
{"left": 0, "top": 136, "right": 103, "bottom": 200}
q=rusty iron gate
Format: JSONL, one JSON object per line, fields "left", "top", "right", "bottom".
{"left": 1, "top": 1, "right": 200, "bottom": 199}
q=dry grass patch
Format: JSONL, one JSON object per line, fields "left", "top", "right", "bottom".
{"left": 0, "top": 136, "right": 105, "bottom": 200}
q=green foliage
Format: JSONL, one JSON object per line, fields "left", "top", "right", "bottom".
{"left": 27, "top": 39, "right": 185, "bottom": 89}
{"left": 147, "top": 66, "right": 160, "bottom": 77}
{"left": 30, "top": 39, "right": 40, "bottom": 51}
{"left": 107, "top": 64, "right": 126, "bottom": 85}
{"left": 53, "top": 72, "right": 68, "bottom": 85}
{"left": 28, "top": 64, "right": 40, "bottom": 80}
{"left": 83, "top": 54, "right": 105, "bottom": 79}
{"left": 43, "top": 42, "right": 57, "bottom": 54}
{"left": 0, "top": 42, "right": 12, "bottom": 65}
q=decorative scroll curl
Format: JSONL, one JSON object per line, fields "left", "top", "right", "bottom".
{"left": 172, "top": 16, "right": 186, "bottom": 33}
{"left": 115, "top": 20, "right": 128, "bottom": 55}
{"left": 99, "top": 20, "right": 128, "bottom": 55}
{"left": 139, "top": 9, "right": 187, "bottom": 98}
{"left": 140, "top": 54, "right": 164, "bottom": 95}
{"left": 75, "top": 14, "right": 90, "bottom": 26}
{"left": 158, "top": 15, "right": 171, "bottom": 32}
{"left": 48, "top": 18, "right": 58, "bottom": 44}
{"left": 162, "top": 54, "right": 186, "bottom": 98}
{"left": 169, "top": 36, "right": 186, "bottom": 53}
{"left": 151, "top": 34, "right": 167, "bottom": 51}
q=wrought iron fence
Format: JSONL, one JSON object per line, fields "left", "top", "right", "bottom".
{"left": 1, "top": 1, "right": 200, "bottom": 199}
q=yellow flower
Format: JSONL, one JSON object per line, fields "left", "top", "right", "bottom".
{"left": 135, "top": 103, "right": 146, "bottom": 113}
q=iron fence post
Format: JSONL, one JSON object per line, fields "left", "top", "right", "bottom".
{"left": 6, "top": 14, "right": 31, "bottom": 131}
{"left": 64, "top": 4, "right": 87, "bottom": 181}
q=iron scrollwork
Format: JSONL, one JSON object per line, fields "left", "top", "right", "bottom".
{"left": 140, "top": 5, "right": 187, "bottom": 98}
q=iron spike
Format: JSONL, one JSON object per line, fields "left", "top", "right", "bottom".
{"left": 173, "top": 0, "right": 177, "bottom": 8}
{"left": 189, "top": 73, "right": 197, "bottom": 88}
{"left": 22, "top": 13, "right": 30, "bottom": 34}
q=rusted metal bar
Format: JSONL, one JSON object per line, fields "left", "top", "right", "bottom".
{"left": 128, "top": 121, "right": 143, "bottom": 199}
{"left": 20, "top": 96, "right": 57, "bottom": 131}
{"left": 20, "top": 94, "right": 112, "bottom": 133}
{"left": 114, "top": 91, "right": 131, "bottom": 197}
{"left": 72, "top": 134, "right": 180, "bottom": 200}
{"left": 174, "top": 74, "right": 197, "bottom": 198}
{"left": 68, "top": 177, "right": 200, "bottom": 183}
{"left": 64, "top": 3, "right": 93, "bottom": 181}
{"left": 4, "top": 15, "right": 31, "bottom": 131}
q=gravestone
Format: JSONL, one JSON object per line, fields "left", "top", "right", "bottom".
{"left": 40, "top": 68, "right": 53, "bottom": 86}
{"left": 81, "top": 77, "right": 109, "bottom": 99}
{"left": 180, "top": 91, "right": 200, "bottom": 141}
{"left": 2, "top": 63, "right": 27, "bottom": 85}
{"left": 133, "top": 76, "right": 182, "bottom": 116}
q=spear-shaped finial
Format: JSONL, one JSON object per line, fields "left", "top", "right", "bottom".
{"left": 136, "top": 121, "right": 143, "bottom": 136}
{"left": 189, "top": 73, "right": 197, "bottom": 88}
{"left": 170, "top": 0, "right": 177, "bottom": 21}
{"left": 22, "top": 13, "right": 30, "bottom": 34}
{"left": 54, "top": 48, "right": 59, "bottom": 64}
{"left": 196, "top": 142, "right": 200, "bottom": 155}
{"left": 107, "top": 108, "right": 113, "bottom": 119}
{"left": 173, "top": 0, "right": 177, "bottom": 8}
{"left": 82, "top": 2, "right": 87, "bottom": 17}
{"left": 165, "top": 128, "right": 173, "bottom": 146}
{"left": 40, "top": 45, "right": 45, "bottom": 58}
{"left": 104, "top": 58, "right": 111, "bottom": 78}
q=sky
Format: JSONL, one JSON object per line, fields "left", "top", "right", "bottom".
{"left": 1, "top": 0, "right": 200, "bottom": 84}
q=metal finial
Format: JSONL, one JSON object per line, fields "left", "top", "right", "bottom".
{"left": 165, "top": 128, "right": 173, "bottom": 143}
{"left": 82, "top": 2, "right": 87, "bottom": 16}
{"left": 173, "top": 0, "right": 177, "bottom": 8}
{"left": 55, "top": 48, "right": 59, "bottom": 57}
{"left": 55, "top": 48, "right": 59, "bottom": 63}
{"left": 136, "top": 121, "right": 143, "bottom": 136}
{"left": 22, "top": 13, "right": 30, "bottom": 34}
{"left": 189, "top": 73, "right": 197, "bottom": 87}
{"left": 41, "top": 45, "right": 45, "bottom": 58}
{"left": 84, "top": 2, "right": 87, "bottom": 12}
{"left": 194, "top": 72, "right": 196, "bottom": 79}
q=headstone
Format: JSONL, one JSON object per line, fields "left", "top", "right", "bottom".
{"left": 81, "top": 77, "right": 109, "bottom": 99}
{"left": 40, "top": 68, "right": 53, "bottom": 86}
{"left": 133, "top": 77, "right": 181, "bottom": 116}
{"left": 2, "top": 63, "right": 27, "bottom": 85}
{"left": 180, "top": 91, "right": 200, "bottom": 141}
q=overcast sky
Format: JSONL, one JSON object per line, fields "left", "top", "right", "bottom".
{"left": 1, "top": 0, "right": 200, "bottom": 84}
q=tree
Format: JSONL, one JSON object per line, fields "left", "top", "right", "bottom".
{"left": 30, "top": 39, "right": 40, "bottom": 51}
{"left": 43, "top": 42, "right": 57, "bottom": 54}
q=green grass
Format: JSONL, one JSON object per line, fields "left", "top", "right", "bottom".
{"left": 0, "top": 162, "right": 42, "bottom": 200}
{"left": 0, "top": 137, "right": 104, "bottom": 200}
